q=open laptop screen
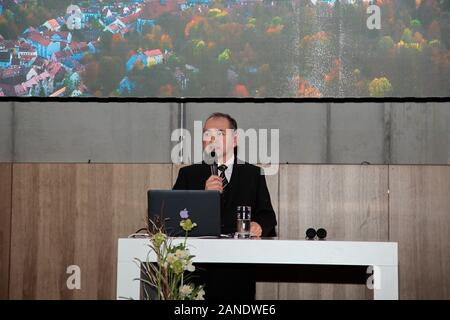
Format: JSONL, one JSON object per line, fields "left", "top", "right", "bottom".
{"left": 147, "top": 190, "right": 221, "bottom": 237}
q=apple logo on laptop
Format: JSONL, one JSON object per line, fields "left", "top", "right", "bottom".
{"left": 180, "top": 208, "right": 189, "bottom": 219}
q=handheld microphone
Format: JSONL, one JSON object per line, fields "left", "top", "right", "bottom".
{"left": 210, "top": 149, "right": 218, "bottom": 176}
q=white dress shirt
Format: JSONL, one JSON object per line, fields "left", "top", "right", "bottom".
{"left": 218, "top": 155, "right": 234, "bottom": 183}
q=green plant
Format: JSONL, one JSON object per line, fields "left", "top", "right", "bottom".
{"left": 137, "top": 209, "right": 205, "bottom": 300}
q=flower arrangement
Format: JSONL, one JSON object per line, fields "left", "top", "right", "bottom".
{"left": 137, "top": 208, "right": 205, "bottom": 300}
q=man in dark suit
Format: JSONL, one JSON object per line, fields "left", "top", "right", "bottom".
{"left": 173, "top": 112, "right": 277, "bottom": 300}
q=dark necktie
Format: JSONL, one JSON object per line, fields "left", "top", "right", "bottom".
{"left": 218, "top": 164, "right": 228, "bottom": 189}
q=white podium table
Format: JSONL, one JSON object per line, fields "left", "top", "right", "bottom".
{"left": 117, "top": 238, "right": 398, "bottom": 300}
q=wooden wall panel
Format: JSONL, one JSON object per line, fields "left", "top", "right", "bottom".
{"left": 389, "top": 166, "right": 450, "bottom": 299}
{"left": 0, "top": 164, "right": 12, "bottom": 299}
{"left": 9, "top": 164, "right": 172, "bottom": 299}
{"left": 278, "top": 165, "right": 389, "bottom": 299}
{"left": 255, "top": 165, "right": 279, "bottom": 299}
{"left": 9, "top": 163, "right": 450, "bottom": 300}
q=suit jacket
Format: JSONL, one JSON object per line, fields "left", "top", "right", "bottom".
{"left": 173, "top": 160, "right": 277, "bottom": 237}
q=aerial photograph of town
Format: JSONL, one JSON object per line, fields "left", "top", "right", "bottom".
{"left": 0, "top": 0, "right": 448, "bottom": 97}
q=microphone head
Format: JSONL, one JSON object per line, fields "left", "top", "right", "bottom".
{"left": 209, "top": 149, "right": 218, "bottom": 176}
{"left": 316, "top": 228, "right": 327, "bottom": 240}
{"left": 305, "top": 228, "right": 316, "bottom": 240}
{"left": 203, "top": 146, "right": 216, "bottom": 165}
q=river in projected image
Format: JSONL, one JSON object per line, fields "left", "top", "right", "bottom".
{"left": 0, "top": 0, "right": 448, "bottom": 98}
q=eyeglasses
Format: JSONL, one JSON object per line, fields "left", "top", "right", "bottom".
{"left": 305, "top": 228, "right": 327, "bottom": 240}
{"left": 202, "top": 129, "right": 235, "bottom": 140}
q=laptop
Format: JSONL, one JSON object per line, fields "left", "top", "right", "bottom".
{"left": 147, "top": 190, "right": 221, "bottom": 237}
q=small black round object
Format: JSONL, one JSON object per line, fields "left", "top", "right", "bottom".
{"left": 305, "top": 228, "right": 316, "bottom": 240}
{"left": 316, "top": 228, "right": 327, "bottom": 240}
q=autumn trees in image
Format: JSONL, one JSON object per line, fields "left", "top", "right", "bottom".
{"left": 1, "top": 0, "right": 448, "bottom": 97}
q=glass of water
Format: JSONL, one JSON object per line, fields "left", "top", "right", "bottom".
{"left": 236, "top": 206, "right": 251, "bottom": 239}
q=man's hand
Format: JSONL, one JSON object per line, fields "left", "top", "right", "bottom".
{"left": 250, "top": 222, "right": 262, "bottom": 237}
{"left": 205, "top": 175, "right": 223, "bottom": 193}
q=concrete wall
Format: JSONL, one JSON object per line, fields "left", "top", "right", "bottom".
{"left": 389, "top": 103, "right": 450, "bottom": 164}
{"left": 185, "top": 102, "right": 328, "bottom": 163}
{"left": 0, "top": 101, "right": 449, "bottom": 164}
{"left": 328, "top": 103, "right": 386, "bottom": 164}
{"left": 12, "top": 102, "right": 178, "bottom": 163}
{"left": 185, "top": 102, "right": 450, "bottom": 164}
